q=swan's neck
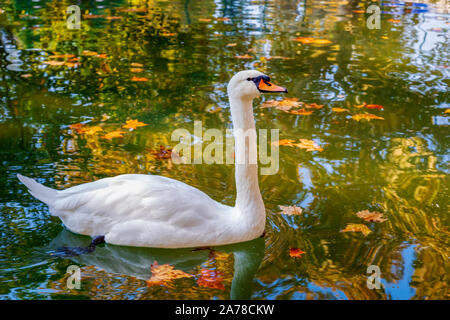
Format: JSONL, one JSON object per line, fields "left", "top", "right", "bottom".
{"left": 229, "top": 95, "right": 265, "bottom": 218}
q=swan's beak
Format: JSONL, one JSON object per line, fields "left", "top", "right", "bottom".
{"left": 256, "top": 78, "right": 288, "bottom": 93}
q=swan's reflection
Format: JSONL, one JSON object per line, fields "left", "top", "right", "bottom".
{"left": 49, "top": 229, "right": 265, "bottom": 299}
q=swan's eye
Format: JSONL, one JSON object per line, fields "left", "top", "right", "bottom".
{"left": 247, "top": 77, "right": 254, "bottom": 81}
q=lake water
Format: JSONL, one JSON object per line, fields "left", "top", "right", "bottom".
{"left": 0, "top": 0, "right": 448, "bottom": 299}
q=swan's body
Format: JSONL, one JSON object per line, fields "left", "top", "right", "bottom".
{"left": 18, "top": 70, "right": 287, "bottom": 248}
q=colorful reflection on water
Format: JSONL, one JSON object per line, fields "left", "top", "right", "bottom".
{"left": 0, "top": 0, "right": 448, "bottom": 299}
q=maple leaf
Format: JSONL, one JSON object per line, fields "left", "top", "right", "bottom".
{"left": 332, "top": 107, "right": 349, "bottom": 113}
{"left": 341, "top": 223, "right": 372, "bottom": 236}
{"left": 69, "top": 123, "right": 86, "bottom": 133}
{"left": 352, "top": 114, "right": 385, "bottom": 121}
{"left": 295, "top": 139, "right": 323, "bottom": 152}
{"left": 122, "top": 119, "right": 148, "bottom": 130}
{"left": 131, "top": 76, "right": 149, "bottom": 82}
{"left": 146, "top": 261, "right": 193, "bottom": 287}
{"left": 272, "top": 139, "right": 296, "bottom": 146}
{"left": 289, "top": 248, "right": 305, "bottom": 258}
{"left": 356, "top": 210, "right": 387, "bottom": 223}
{"left": 235, "top": 54, "right": 253, "bottom": 59}
{"left": 444, "top": 109, "right": 450, "bottom": 114}
{"left": 103, "top": 130, "right": 126, "bottom": 140}
{"left": 197, "top": 269, "right": 225, "bottom": 290}
{"left": 279, "top": 205, "right": 303, "bottom": 216}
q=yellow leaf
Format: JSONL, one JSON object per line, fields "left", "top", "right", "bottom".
{"left": 82, "top": 50, "right": 98, "bottom": 56}
{"left": 352, "top": 114, "right": 385, "bottom": 121}
{"left": 226, "top": 43, "right": 237, "bottom": 47}
{"left": 444, "top": 109, "right": 450, "bottom": 114}
{"left": 122, "top": 119, "right": 148, "bottom": 130}
{"left": 43, "top": 60, "right": 65, "bottom": 66}
{"left": 198, "top": 18, "right": 212, "bottom": 22}
{"left": 341, "top": 223, "right": 372, "bottom": 236}
{"left": 289, "top": 109, "right": 313, "bottom": 115}
{"left": 332, "top": 107, "right": 349, "bottom": 113}
{"left": 103, "top": 130, "right": 125, "bottom": 140}
{"left": 293, "top": 37, "right": 332, "bottom": 45}
{"left": 79, "top": 126, "right": 103, "bottom": 135}
{"left": 131, "top": 62, "right": 144, "bottom": 67}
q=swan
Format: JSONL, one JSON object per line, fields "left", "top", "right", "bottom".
{"left": 17, "top": 70, "right": 287, "bottom": 248}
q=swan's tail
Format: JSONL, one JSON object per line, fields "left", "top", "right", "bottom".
{"left": 17, "top": 174, "right": 58, "bottom": 205}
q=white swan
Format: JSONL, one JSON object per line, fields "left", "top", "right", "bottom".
{"left": 17, "top": 70, "right": 287, "bottom": 248}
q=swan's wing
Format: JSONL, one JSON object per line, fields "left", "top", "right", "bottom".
{"left": 50, "top": 174, "right": 228, "bottom": 237}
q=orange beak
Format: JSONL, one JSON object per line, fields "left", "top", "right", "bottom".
{"left": 257, "top": 78, "right": 288, "bottom": 93}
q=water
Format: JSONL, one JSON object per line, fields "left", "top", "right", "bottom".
{"left": 0, "top": 0, "right": 448, "bottom": 300}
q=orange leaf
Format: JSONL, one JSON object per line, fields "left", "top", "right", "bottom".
{"left": 131, "top": 76, "right": 149, "bottom": 82}
{"left": 95, "top": 53, "right": 107, "bottom": 59}
{"left": 341, "top": 223, "right": 372, "bottom": 236}
{"left": 272, "top": 139, "right": 296, "bottom": 146}
{"left": 131, "top": 62, "right": 144, "bottom": 67}
{"left": 198, "top": 18, "right": 212, "bottom": 22}
{"left": 130, "top": 68, "right": 144, "bottom": 73}
{"left": 122, "top": 119, "right": 148, "bottom": 130}
{"left": 103, "top": 130, "right": 125, "bottom": 140}
{"left": 289, "top": 109, "right": 313, "bottom": 115}
{"left": 289, "top": 248, "right": 305, "bottom": 258}
{"left": 197, "top": 269, "right": 225, "bottom": 290}
{"left": 388, "top": 19, "right": 401, "bottom": 23}
{"left": 216, "top": 17, "right": 230, "bottom": 21}
{"left": 305, "top": 103, "right": 323, "bottom": 109}
{"left": 152, "top": 145, "right": 172, "bottom": 159}
{"left": 235, "top": 54, "right": 253, "bottom": 59}
{"left": 356, "top": 210, "right": 387, "bottom": 223}
{"left": 279, "top": 205, "right": 303, "bottom": 216}
{"left": 146, "top": 261, "right": 193, "bottom": 287}
{"left": 295, "top": 139, "right": 323, "bottom": 152}
{"left": 79, "top": 126, "right": 103, "bottom": 135}
{"left": 226, "top": 43, "right": 237, "bottom": 47}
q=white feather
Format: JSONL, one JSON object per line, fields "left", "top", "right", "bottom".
{"left": 17, "top": 70, "right": 271, "bottom": 248}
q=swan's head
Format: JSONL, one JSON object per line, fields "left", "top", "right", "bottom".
{"left": 227, "top": 70, "right": 287, "bottom": 100}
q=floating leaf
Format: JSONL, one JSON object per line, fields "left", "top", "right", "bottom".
{"left": 79, "top": 126, "right": 103, "bottom": 135}
{"left": 131, "top": 76, "right": 149, "bottom": 82}
{"left": 197, "top": 269, "right": 225, "bottom": 290}
{"left": 445, "top": 109, "right": 450, "bottom": 114}
{"left": 96, "top": 53, "right": 107, "bottom": 59}
{"left": 295, "top": 139, "right": 323, "bottom": 152}
{"left": 272, "top": 139, "right": 296, "bottom": 146}
{"left": 279, "top": 205, "right": 303, "bottom": 216}
{"left": 352, "top": 10, "right": 365, "bottom": 13}
{"left": 152, "top": 145, "right": 172, "bottom": 159}
{"left": 341, "top": 223, "right": 372, "bottom": 236}
{"left": 356, "top": 210, "right": 387, "bottom": 223}
{"left": 289, "top": 109, "right": 313, "bottom": 115}
{"left": 289, "top": 248, "right": 305, "bottom": 258}
{"left": 131, "top": 62, "right": 144, "bottom": 67}
{"left": 130, "top": 67, "right": 144, "bottom": 73}
{"left": 146, "top": 261, "right": 193, "bottom": 287}
{"left": 21, "top": 74, "right": 32, "bottom": 78}
{"left": 355, "top": 103, "right": 383, "bottom": 110}
{"left": 226, "top": 43, "right": 237, "bottom": 47}
{"left": 81, "top": 50, "right": 98, "bottom": 56}
{"left": 198, "top": 18, "right": 212, "bottom": 22}
{"left": 305, "top": 103, "right": 323, "bottom": 109}
{"left": 235, "top": 54, "right": 253, "bottom": 59}
{"left": 332, "top": 107, "right": 349, "bottom": 113}
{"left": 43, "top": 60, "right": 65, "bottom": 66}
{"left": 352, "top": 114, "right": 385, "bottom": 121}
{"left": 388, "top": 19, "right": 401, "bottom": 23}
{"left": 103, "top": 130, "right": 125, "bottom": 140}
{"left": 122, "top": 119, "right": 148, "bottom": 130}
{"left": 293, "top": 37, "right": 332, "bottom": 45}
{"left": 69, "top": 123, "right": 86, "bottom": 133}
{"left": 216, "top": 17, "right": 230, "bottom": 21}
{"left": 48, "top": 54, "right": 75, "bottom": 59}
